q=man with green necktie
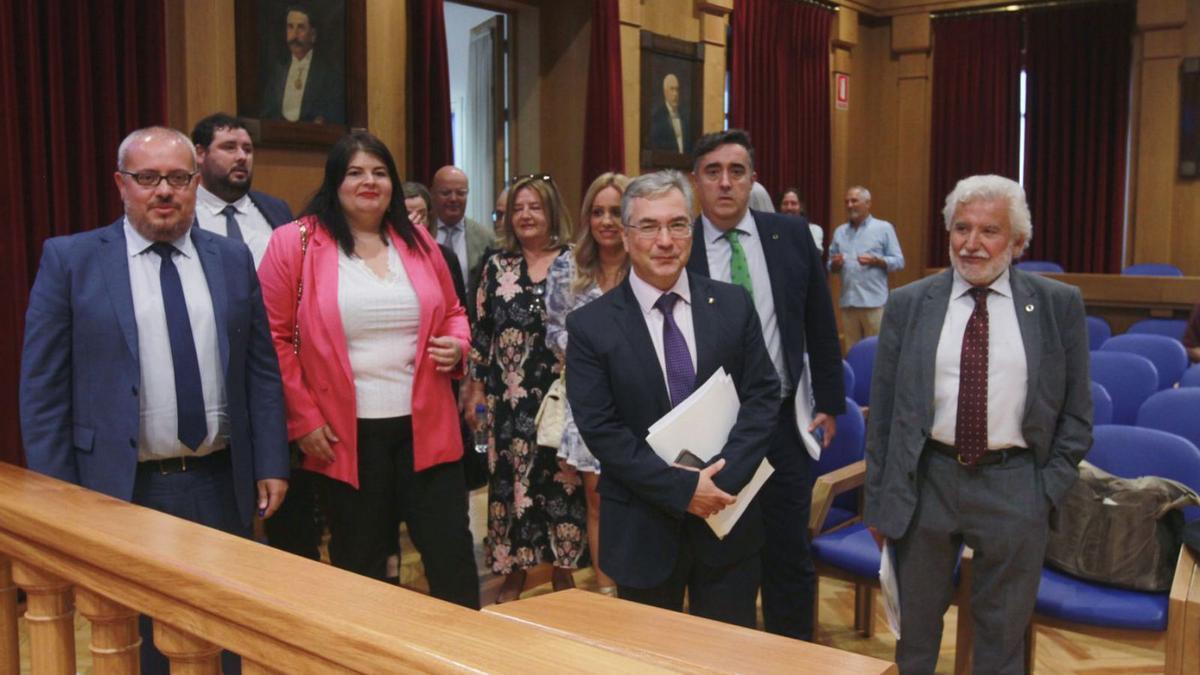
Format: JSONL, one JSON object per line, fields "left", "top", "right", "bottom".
{"left": 686, "top": 129, "right": 845, "bottom": 641}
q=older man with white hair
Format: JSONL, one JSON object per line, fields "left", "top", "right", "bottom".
{"left": 865, "top": 175, "right": 1091, "bottom": 674}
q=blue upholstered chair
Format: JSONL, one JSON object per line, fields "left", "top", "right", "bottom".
{"left": 1138, "top": 389, "right": 1200, "bottom": 463}
{"left": 1089, "top": 351, "right": 1159, "bottom": 425}
{"left": 1030, "top": 426, "right": 1200, "bottom": 671}
{"left": 1182, "top": 364, "right": 1200, "bottom": 388}
{"left": 842, "top": 360, "right": 856, "bottom": 404}
{"left": 1014, "top": 260, "right": 1065, "bottom": 273}
{"left": 1123, "top": 263, "right": 1184, "bottom": 277}
{"left": 1101, "top": 334, "right": 1189, "bottom": 390}
{"left": 1086, "top": 316, "right": 1112, "bottom": 351}
{"left": 1091, "top": 380, "right": 1113, "bottom": 426}
{"left": 845, "top": 336, "right": 878, "bottom": 407}
{"left": 1127, "top": 318, "right": 1189, "bottom": 342}
{"left": 811, "top": 397, "right": 866, "bottom": 533}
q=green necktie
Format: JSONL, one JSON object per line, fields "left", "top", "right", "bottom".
{"left": 727, "top": 229, "right": 754, "bottom": 299}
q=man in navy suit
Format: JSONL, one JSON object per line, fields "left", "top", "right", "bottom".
{"left": 19, "top": 126, "right": 289, "bottom": 673}
{"left": 191, "top": 113, "right": 293, "bottom": 268}
{"left": 686, "top": 129, "right": 845, "bottom": 641}
{"left": 567, "top": 170, "right": 780, "bottom": 627}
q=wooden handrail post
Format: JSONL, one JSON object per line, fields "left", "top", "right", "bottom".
{"left": 0, "top": 556, "right": 18, "bottom": 675}
{"left": 76, "top": 588, "right": 140, "bottom": 675}
{"left": 153, "top": 620, "right": 221, "bottom": 675}
{"left": 11, "top": 561, "right": 76, "bottom": 675}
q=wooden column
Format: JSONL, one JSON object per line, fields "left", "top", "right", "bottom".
{"left": 11, "top": 562, "right": 75, "bottom": 675}
{"left": 830, "top": 7, "right": 859, "bottom": 219}
{"left": 1130, "top": 0, "right": 1188, "bottom": 269}
{"left": 153, "top": 620, "right": 221, "bottom": 675}
{"left": 0, "top": 557, "right": 18, "bottom": 675}
{"left": 697, "top": 0, "right": 732, "bottom": 135}
{"left": 618, "top": 0, "right": 644, "bottom": 177}
{"left": 890, "top": 13, "right": 932, "bottom": 287}
{"left": 76, "top": 589, "right": 140, "bottom": 675}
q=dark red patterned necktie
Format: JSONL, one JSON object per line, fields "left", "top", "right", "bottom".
{"left": 955, "top": 287, "right": 991, "bottom": 466}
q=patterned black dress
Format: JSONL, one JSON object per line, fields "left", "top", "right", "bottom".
{"left": 470, "top": 248, "right": 586, "bottom": 574}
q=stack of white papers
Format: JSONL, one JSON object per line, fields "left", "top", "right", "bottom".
{"left": 645, "top": 368, "right": 775, "bottom": 539}
{"left": 879, "top": 541, "right": 902, "bottom": 639}
{"left": 792, "top": 363, "right": 823, "bottom": 461}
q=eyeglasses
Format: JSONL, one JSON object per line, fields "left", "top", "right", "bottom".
{"left": 511, "top": 173, "right": 553, "bottom": 183}
{"left": 119, "top": 170, "right": 197, "bottom": 189}
{"left": 491, "top": 209, "right": 505, "bottom": 224}
{"left": 627, "top": 222, "right": 692, "bottom": 240}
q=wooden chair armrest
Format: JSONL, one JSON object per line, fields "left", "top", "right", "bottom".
{"left": 1166, "top": 544, "right": 1200, "bottom": 675}
{"left": 809, "top": 460, "right": 866, "bottom": 537}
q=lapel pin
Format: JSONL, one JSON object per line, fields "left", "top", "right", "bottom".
{"left": 1025, "top": 304, "right": 1034, "bottom": 312}
{"left": 772, "top": 233, "right": 780, "bottom": 240}
{"left": 708, "top": 297, "right": 715, "bottom": 304}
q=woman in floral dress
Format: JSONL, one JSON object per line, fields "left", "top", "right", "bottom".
{"left": 544, "top": 172, "right": 629, "bottom": 595}
{"left": 464, "top": 175, "right": 586, "bottom": 602}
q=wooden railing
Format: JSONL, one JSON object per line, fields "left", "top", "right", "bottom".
{"left": 0, "top": 463, "right": 898, "bottom": 674}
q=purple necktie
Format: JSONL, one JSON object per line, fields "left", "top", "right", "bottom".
{"left": 955, "top": 287, "right": 990, "bottom": 466}
{"left": 655, "top": 292, "right": 695, "bottom": 407}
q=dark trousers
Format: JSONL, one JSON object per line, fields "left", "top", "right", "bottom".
{"left": 132, "top": 451, "right": 246, "bottom": 675}
{"left": 618, "top": 543, "right": 761, "bottom": 629}
{"left": 263, "top": 462, "right": 321, "bottom": 560}
{"left": 760, "top": 399, "right": 817, "bottom": 640}
{"left": 320, "top": 416, "right": 480, "bottom": 609}
{"left": 895, "top": 449, "right": 1048, "bottom": 675}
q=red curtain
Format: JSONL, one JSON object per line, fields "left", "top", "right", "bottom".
{"left": 408, "top": 0, "right": 454, "bottom": 184}
{"left": 1023, "top": 2, "right": 1133, "bottom": 273}
{"left": 0, "top": 0, "right": 166, "bottom": 467}
{"left": 927, "top": 12, "right": 1022, "bottom": 267}
{"left": 730, "top": 0, "right": 833, "bottom": 230}
{"left": 580, "top": 0, "right": 625, "bottom": 188}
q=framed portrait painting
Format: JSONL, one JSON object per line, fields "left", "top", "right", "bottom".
{"left": 640, "top": 31, "right": 704, "bottom": 170}
{"left": 234, "top": 0, "right": 367, "bottom": 149}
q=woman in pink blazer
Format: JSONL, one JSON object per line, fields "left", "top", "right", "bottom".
{"left": 259, "top": 132, "right": 478, "bottom": 609}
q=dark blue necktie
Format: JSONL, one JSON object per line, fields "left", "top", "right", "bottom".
{"left": 150, "top": 243, "right": 207, "bottom": 451}
{"left": 220, "top": 204, "right": 244, "bottom": 242}
{"left": 654, "top": 292, "right": 695, "bottom": 407}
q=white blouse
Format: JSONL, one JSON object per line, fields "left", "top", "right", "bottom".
{"left": 337, "top": 243, "right": 421, "bottom": 418}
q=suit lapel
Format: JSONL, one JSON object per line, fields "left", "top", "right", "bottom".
{"left": 99, "top": 219, "right": 139, "bottom": 360}
{"left": 615, "top": 280, "right": 672, "bottom": 415}
{"left": 689, "top": 274, "right": 719, "bottom": 385}
{"left": 192, "top": 228, "right": 230, "bottom": 373}
{"left": 916, "top": 270, "right": 954, "bottom": 423}
{"left": 752, "top": 211, "right": 792, "bottom": 331}
{"left": 688, "top": 217, "right": 711, "bottom": 278}
{"left": 1009, "top": 268, "right": 1042, "bottom": 419}
{"left": 310, "top": 230, "right": 356, "bottom": 388}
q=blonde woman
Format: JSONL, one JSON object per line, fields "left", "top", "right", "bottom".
{"left": 464, "top": 174, "right": 586, "bottom": 602}
{"left": 543, "top": 172, "right": 630, "bottom": 595}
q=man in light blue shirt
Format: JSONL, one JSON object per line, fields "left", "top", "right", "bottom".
{"left": 829, "top": 186, "right": 904, "bottom": 347}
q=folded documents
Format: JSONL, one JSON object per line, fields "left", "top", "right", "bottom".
{"left": 879, "top": 541, "right": 902, "bottom": 639}
{"left": 706, "top": 458, "right": 773, "bottom": 540}
{"left": 645, "top": 368, "right": 773, "bottom": 539}
{"left": 793, "top": 375, "right": 823, "bottom": 462}
{"left": 646, "top": 368, "right": 739, "bottom": 466}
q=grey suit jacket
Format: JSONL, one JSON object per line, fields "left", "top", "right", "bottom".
{"left": 863, "top": 267, "right": 1092, "bottom": 540}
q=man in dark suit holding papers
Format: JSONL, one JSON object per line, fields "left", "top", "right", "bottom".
{"left": 566, "top": 170, "right": 780, "bottom": 627}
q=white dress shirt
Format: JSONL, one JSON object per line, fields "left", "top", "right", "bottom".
{"left": 281, "top": 51, "right": 312, "bottom": 122}
{"left": 195, "top": 185, "right": 274, "bottom": 268}
{"left": 701, "top": 211, "right": 789, "bottom": 393}
{"left": 338, "top": 243, "right": 421, "bottom": 418}
{"left": 436, "top": 217, "right": 469, "bottom": 288}
{"left": 931, "top": 268, "right": 1029, "bottom": 450}
{"left": 124, "top": 220, "right": 228, "bottom": 460}
{"left": 629, "top": 268, "right": 697, "bottom": 401}
{"left": 666, "top": 103, "right": 684, "bottom": 152}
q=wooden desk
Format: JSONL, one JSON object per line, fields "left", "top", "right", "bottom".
{"left": 485, "top": 589, "right": 898, "bottom": 674}
{"left": 922, "top": 269, "right": 1200, "bottom": 334}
